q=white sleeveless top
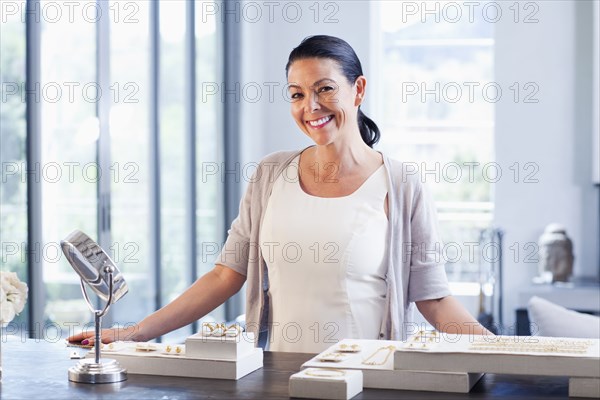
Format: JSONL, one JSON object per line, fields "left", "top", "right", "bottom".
{"left": 260, "top": 155, "right": 389, "bottom": 353}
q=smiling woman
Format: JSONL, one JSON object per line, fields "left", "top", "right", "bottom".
{"left": 286, "top": 35, "right": 380, "bottom": 150}
{"left": 69, "top": 35, "right": 491, "bottom": 353}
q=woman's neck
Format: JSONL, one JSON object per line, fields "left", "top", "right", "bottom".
{"left": 303, "top": 140, "right": 382, "bottom": 180}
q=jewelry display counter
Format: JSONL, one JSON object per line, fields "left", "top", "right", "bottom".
{"left": 0, "top": 335, "right": 579, "bottom": 399}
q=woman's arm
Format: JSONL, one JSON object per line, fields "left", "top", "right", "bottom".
{"left": 67, "top": 264, "right": 246, "bottom": 344}
{"left": 416, "top": 295, "right": 494, "bottom": 336}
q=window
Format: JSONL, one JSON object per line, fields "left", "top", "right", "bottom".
{"left": 39, "top": 0, "right": 99, "bottom": 334}
{"left": 2, "top": 0, "right": 226, "bottom": 341}
{"left": 0, "top": 0, "right": 28, "bottom": 327}
{"left": 378, "top": 1, "right": 495, "bottom": 282}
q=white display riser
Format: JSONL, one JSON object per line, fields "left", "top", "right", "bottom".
{"left": 302, "top": 339, "right": 482, "bottom": 393}
{"left": 289, "top": 369, "right": 363, "bottom": 400}
{"left": 394, "top": 335, "right": 600, "bottom": 378}
{"left": 185, "top": 332, "right": 255, "bottom": 360}
{"left": 86, "top": 347, "right": 263, "bottom": 380}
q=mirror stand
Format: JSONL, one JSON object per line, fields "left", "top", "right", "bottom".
{"left": 68, "top": 263, "right": 127, "bottom": 384}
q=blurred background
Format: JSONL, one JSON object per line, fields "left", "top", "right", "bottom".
{"left": 1, "top": 0, "right": 598, "bottom": 342}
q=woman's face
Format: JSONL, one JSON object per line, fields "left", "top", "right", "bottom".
{"left": 287, "top": 58, "right": 365, "bottom": 146}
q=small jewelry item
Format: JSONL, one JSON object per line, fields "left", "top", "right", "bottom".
{"left": 317, "top": 352, "right": 347, "bottom": 362}
{"left": 163, "top": 344, "right": 184, "bottom": 355}
{"left": 224, "top": 324, "right": 243, "bottom": 337}
{"left": 362, "top": 345, "right": 396, "bottom": 366}
{"left": 69, "top": 350, "right": 85, "bottom": 360}
{"left": 337, "top": 343, "right": 361, "bottom": 353}
{"left": 212, "top": 323, "right": 227, "bottom": 336}
{"left": 201, "top": 322, "right": 218, "bottom": 336}
{"left": 303, "top": 368, "right": 346, "bottom": 379}
{"left": 135, "top": 343, "right": 157, "bottom": 352}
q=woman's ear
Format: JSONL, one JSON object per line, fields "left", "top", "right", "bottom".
{"left": 354, "top": 76, "right": 367, "bottom": 107}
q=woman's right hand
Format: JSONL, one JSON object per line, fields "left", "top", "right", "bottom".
{"left": 67, "top": 324, "right": 142, "bottom": 346}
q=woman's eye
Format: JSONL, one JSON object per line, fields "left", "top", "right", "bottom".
{"left": 318, "top": 86, "right": 334, "bottom": 93}
{"left": 290, "top": 92, "right": 303, "bottom": 100}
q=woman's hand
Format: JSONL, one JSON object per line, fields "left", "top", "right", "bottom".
{"left": 67, "top": 324, "right": 143, "bottom": 346}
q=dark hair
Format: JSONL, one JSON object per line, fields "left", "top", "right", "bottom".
{"left": 285, "top": 35, "right": 381, "bottom": 148}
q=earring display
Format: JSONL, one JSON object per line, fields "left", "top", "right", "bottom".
{"left": 336, "top": 343, "right": 362, "bottom": 353}
{"left": 201, "top": 322, "right": 243, "bottom": 338}
{"left": 404, "top": 342, "right": 430, "bottom": 350}
{"left": 185, "top": 327, "right": 257, "bottom": 360}
{"left": 81, "top": 337, "right": 264, "bottom": 380}
{"left": 163, "top": 345, "right": 185, "bottom": 356}
{"left": 410, "top": 330, "right": 438, "bottom": 342}
{"left": 135, "top": 343, "right": 158, "bottom": 352}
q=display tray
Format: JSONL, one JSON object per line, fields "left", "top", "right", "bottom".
{"left": 394, "top": 333, "right": 600, "bottom": 378}
{"left": 301, "top": 339, "right": 483, "bottom": 393}
{"left": 185, "top": 331, "right": 255, "bottom": 360}
{"left": 85, "top": 342, "right": 263, "bottom": 380}
{"left": 289, "top": 368, "right": 363, "bottom": 400}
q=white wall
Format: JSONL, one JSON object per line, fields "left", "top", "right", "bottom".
{"left": 238, "top": 0, "right": 600, "bottom": 329}
{"left": 494, "top": 0, "right": 599, "bottom": 327}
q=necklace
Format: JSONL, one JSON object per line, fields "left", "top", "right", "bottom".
{"left": 303, "top": 368, "right": 346, "bottom": 378}
{"left": 362, "top": 345, "right": 396, "bottom": 366}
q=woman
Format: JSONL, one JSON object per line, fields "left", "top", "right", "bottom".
{"left": 69, "top": 35, "right": 490, "bottom": 353}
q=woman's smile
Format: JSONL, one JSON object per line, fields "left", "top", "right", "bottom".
{"left": 306, "top": 115, "right": 334, "bottom": 129}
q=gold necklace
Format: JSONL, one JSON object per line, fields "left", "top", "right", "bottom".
{"left": 303, "top": 368, "right": 346, "bottom": 378}
{"left": 362, "top": 345, "right": 396, "bottom": 366}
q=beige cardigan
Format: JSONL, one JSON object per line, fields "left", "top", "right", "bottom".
{"left": 216, "top": 148, "right": 451, "bottom": 345}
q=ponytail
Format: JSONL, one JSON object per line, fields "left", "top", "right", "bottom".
{"left": 357, "top": 108, "right": 380, "bottom": 148}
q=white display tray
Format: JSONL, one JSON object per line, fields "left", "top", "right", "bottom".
{"left": 289, "top": 368, "right": 363, "bottom": 400}
{"left": 85, "top": 342, "right": 263, "bottom": 380}
{"left": 394, "top": 334, "right": 600, "bottom": 378}
{"left": 301, "top": 339, "right": 482, "bottom": 393}
{"left": 185, "top": 331, "right": 255, "bottom": 360}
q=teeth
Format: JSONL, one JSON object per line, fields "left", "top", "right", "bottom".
{"left": 308, "top": 115, "right": 332, "bottom": 127}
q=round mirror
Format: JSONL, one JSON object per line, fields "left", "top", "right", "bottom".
{"left": 61, "top": 230, "right": 128, "bottom": 303}
{"left": 61, "top": 229, "right": 129, "bottom": 384}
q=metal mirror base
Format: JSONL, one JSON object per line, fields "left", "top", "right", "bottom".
{"left": 68, "top": 358, "right": 127, "bottom": 384}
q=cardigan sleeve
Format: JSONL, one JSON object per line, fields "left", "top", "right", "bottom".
{"left": 213, "top": 167, "right": 259, "bottom": 277}
{"left": 406, "top": 180, "right": 452, "bottom": 303}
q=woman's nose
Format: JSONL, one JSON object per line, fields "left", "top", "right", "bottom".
{"left": 304, "top": 92, "right": 321, "bottom": 113}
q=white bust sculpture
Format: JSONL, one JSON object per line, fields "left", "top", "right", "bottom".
{"left": 537, "top": 223, "right": 575, "bottom": 283}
